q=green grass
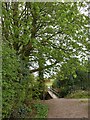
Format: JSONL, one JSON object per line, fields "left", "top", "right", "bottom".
{"left": 66, "top": 90, "right": 89, "bottom": 99}
{"left": 10, "top": 100, "right": 48, "bottom": 119}
{"left": 34, "top": 103, "right": 48, "bottom": 118}
{"left": 45, "top": 79, "right": 55, "bottom": 87}
{"left": 45, "top": 82, "right": 52, "bottom": 87}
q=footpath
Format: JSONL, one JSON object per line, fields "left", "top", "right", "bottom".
{"left": 42, "top": 98, "right": 89, "bottom": 118}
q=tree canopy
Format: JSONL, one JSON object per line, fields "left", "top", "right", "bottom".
{"left": 2, "top": 2, "right": 89, "bottom": 118}
{"left": 2, "top": 2, "right": 89, "bottom": 75}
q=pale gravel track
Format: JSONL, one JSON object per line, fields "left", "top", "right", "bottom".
{"left": 42, "top": 98, "right": 89, "bottom": 118}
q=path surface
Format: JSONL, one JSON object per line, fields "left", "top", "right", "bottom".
{"left": 42, "top": 98, "right": 89, "bottom": 118}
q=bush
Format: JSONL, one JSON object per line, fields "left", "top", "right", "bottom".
{"left": 2, "top": 43, "right": 20, "bottom": 118}
{"left": 66, "top": 90, "right": 89, "bottom": 98}
{"left": 2, "top": 42, "right": 40, "bottom": 118}
{"left": 9, "top": 101, "right": 48, "bottom": 119}
{"left": 34, "top": 103, "right": 48, "bottom": 118}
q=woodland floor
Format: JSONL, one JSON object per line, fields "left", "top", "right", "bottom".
{"left": 41, "top": 98, "right": 89, "bottom": 119}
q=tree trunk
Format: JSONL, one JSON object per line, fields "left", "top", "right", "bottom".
{"left": 38, "top": 50, "right": 45, "bottom": 100}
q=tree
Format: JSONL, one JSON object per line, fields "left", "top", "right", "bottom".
{"left": 2, "top": 2, "right": 89, "bottom": 99}
{"left": 2, "top": 2, "right": 89, "bottom": 118}
{"left": 52, "top": 58, "right": 88, "bottom": 97}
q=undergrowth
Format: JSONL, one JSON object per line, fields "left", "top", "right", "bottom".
{"left": 34, "top": 103, "right": 48, "bottom": 118}
{"left": 66, "top": 90, "right": 89, "bottom": 98}
{"left": 10, "top": 100, "right": 48, "bottom": 119}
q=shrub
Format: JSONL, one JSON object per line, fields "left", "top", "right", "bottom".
{"left": 66, "top": 90, "right": 89, "bottom": 98}
{"left": 34, "top": 103, "right": 48, "bottom": 118}
{"left": 2, "top": 43, "right": 20, "bottom": 118}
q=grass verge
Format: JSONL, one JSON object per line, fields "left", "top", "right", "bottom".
{"left": 66, "top": 90, "right": 89, "bottom": 99}
{"left": 34, "top": 103, "right": 48, "bottom": 118}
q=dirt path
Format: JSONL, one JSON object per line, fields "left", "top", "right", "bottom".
{"left": 42, "top": 98, "right": 89, "bottom": 118}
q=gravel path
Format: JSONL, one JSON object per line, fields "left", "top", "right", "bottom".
{"left": 42, "top": 98, "right": 89, "bottom": 118}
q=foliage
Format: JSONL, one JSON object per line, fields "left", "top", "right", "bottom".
{"left": 2, "top": 42, "right": 19, "bottom": 118}
{"left": 75, "top": 70, "right": 88, "bottom": 90}
{"left": 2, "top": 2, "right": 89, "bottom": 76}
{"left": 52, "top": 79, "right": 60, "bottom": 88}
{"left": 52, "top": 59, "right": 88, "bottom": 97}
{"left": 2, "top": 41, "right": 41, "bottom": 118}
{"left": 66, "top": 90, "right": 89, "bottom": 98}
{"left": 2, "top": 2, "right": 89, "bottom": 118}
{"left": 9, "top": 101, "right": 48, "bottom": 119}
{"left": 34, "top": 103, "right": 48, "bottom": 118}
